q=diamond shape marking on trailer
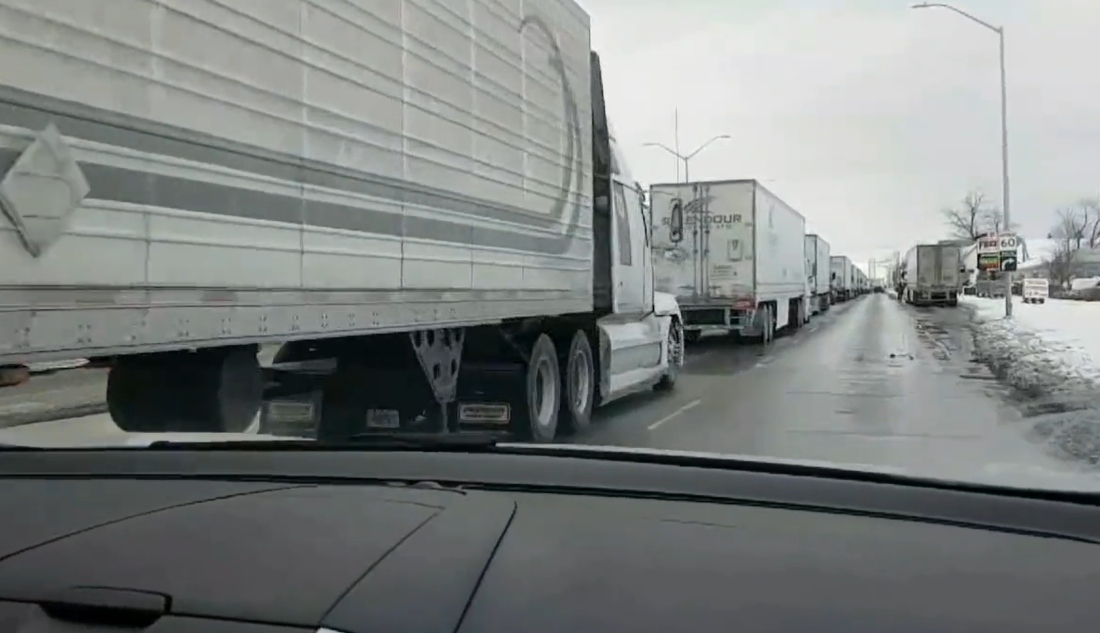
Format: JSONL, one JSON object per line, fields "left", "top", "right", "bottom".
{"left": 0, "top": 123, "right": 90, "bottom": 257}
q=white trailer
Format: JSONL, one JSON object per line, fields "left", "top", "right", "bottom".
{"left": 900, "top": 245, "right": 963, "bottom": 306}
{"left": 804, "top": 234, "right": 831, "bottom": 315}
{"left": 830, "top": 256, "right": 853, "bottom": 302}
{"left": 650, "top": 179, "right": 808, "bottom": 345}
{"left": 0, "top": 0, "right": 684, "bottom": 442}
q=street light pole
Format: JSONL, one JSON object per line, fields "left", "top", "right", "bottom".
{"left": 912, "top": 2, "right": 1012, "bottom": 317}
{"left": 997, "top": 28, "right": 1012, "bottom": 317}
{"left": 643, "top": 134, "right": 731, "bottom": 183}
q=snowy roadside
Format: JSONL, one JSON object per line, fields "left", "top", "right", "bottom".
{"left": 963, "top": 297, "right": 1100, "bottom": 465}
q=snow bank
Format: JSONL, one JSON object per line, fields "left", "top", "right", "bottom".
{"left": 964, "top": 297, "right": 1100, "bottom": 465}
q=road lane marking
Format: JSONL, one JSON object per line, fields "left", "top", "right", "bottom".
{"left": 647, "top": 399, "right": 702, "bottom": 431}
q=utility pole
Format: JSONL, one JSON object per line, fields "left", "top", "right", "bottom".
{"left": 913, "top": 2, "right": 1012, "bottom": 316}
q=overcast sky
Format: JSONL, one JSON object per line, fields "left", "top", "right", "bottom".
{"left": 583, "top": 0, "right": 1098, "bottom": 271}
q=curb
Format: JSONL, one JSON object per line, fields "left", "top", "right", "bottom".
{"left": 0, "top": 402, "right": 109, "bottom": 430}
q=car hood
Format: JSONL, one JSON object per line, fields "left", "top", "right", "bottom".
{"left": 2, "top": 463, "right": 1099, "bottom": 633}
{"left": 2, "top": 435, "right": 1095, "bottom": 492}
{"left": 0, "top": 479, "right": 511, "bottom": 630}
{"left": 498, "top": 443, "right": 1100, "bottom": 492}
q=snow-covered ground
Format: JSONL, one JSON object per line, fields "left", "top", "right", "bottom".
{"left": 964, "top": 297, "right": 1100, "bottom": 465}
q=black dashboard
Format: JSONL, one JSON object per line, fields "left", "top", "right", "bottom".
{"left": 0, "top": 448, "right": 1097, "bottom": 633}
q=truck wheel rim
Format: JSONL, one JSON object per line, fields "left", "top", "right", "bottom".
{"left": 568, "top": 348, "right": 591, "bottom": 413}
{"left": 669, "top": 323, "right": 684, "bottom": 368}
{"left": 533, "top": 357, "right": 557, "bottom": 429}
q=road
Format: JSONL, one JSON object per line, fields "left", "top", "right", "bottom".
{"left": 572, "top": 293, "right": 1074, "bottom": 482}
{"left": 0, "top": 296, "right": 1077, "bottom": 482}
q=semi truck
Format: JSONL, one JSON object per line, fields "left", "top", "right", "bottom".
{"left": 899, "top": 244, "right": 964, "bottom": 306}
{"left": 853, "top": 267, "right": 867, "bottom": 295}
{"left": 804, "top": 234, "right": 832, "bottom": 315}
{"left": 650, "top": 179, "right": 808, "bottom": 345}
{"left": 0, "top": 0, "right": 684, "bottom": 442}
{"left": 830, "top": 256, "right": 854, "bottom": 302}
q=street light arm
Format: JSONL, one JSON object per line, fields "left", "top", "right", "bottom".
{"left": 684, "top": 134, "right": 732, "bottom": 160}
{"left": 911, "top": 2, "right": 1001, "bottom": 33}
{"left": 642, "top": 142, "right": 684, "bottom": 161}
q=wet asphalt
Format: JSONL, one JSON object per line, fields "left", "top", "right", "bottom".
{"left": 570, "top": 293, "right": 1068, "bottom": 480}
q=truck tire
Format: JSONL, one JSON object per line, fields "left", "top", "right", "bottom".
{"left": 559, "top": 330, "right": 595, "bottom": 434}
{"left": 515, "top": 334, "right": 560, "bottom": 443}
{"left": 655, "top": 318, "right": 683, "bottom": 392}
{"left": 107, "top": 348, "right": 262, "bottom": 433}
{"left": 0, "top": 365, "right": 29, "bottom": 387}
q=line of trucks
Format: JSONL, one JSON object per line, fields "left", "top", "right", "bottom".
{"left": 649, "top": 180, "right": 870, "bottom": 345}
{"left": 0, "top": 0, "right": 868, "bottom": 443}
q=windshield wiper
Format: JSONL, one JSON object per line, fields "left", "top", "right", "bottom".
{"left": 145, "top": 432, "right": 501, "bottom": 451}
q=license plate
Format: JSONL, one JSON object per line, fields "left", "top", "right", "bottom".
{"left": 459, "top": 403, "right": 510, "bottom": 424}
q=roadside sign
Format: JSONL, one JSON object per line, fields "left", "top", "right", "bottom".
{"left": 977, "top": 233, "right": 1017, "bottom": 253}
{"left": 976, "top": 233, "right": 1018, "bottom": 272}
{"left": 977, "top": 253, "right": 1000, "bottom": 272}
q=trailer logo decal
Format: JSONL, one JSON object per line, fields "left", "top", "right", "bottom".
{"left": 0, "top": 123, "right": 90, "bottom": 258}
{"left": 520, "top": 13, "right": 583, "bottom": 255}
{"left": 658, "top": 196, "right": 744, "bottom": 228}
{"left": 681, "top": 195, "right": 713, "bottom": 216}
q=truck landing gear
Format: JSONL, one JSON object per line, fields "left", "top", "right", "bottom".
{"left": 409, "top": 328, "right": 465, "bottom": 431}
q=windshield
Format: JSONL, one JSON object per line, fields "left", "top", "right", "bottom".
{"left": 1, "top": 0, "right": 1098, "bottom": 494}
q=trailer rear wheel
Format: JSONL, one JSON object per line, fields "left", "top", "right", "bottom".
{"left": 559, "top": 330, "right": 595, "bottom": 435}
{"left": 107, "top": 347, "right": 262, "bottom": 433}
{"left": 514, "top": 334, "right": 560, "bottom": 443}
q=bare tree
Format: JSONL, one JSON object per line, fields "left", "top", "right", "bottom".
{"left": 1078, "top": 196, "right": 1100, "bottom": 248}
{"left": 942, "top": 190, "right": 1014, "bottom": 240}
{"left": 1048, "top": 207, "right": 1089, "bottom": 287}
{"left": 942, "top": 191, "right": 988, "bottom": 240}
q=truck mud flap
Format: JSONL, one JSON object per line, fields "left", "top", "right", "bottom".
{"left": 455, "top": 362, "right": 523, "bottom": 435}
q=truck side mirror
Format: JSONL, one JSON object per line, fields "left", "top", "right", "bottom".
{"left": 830, "top": 272, "right": 836, "bottom": 280}
{"left": 669, "top": 199, "right": 684, "bottom": 243}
